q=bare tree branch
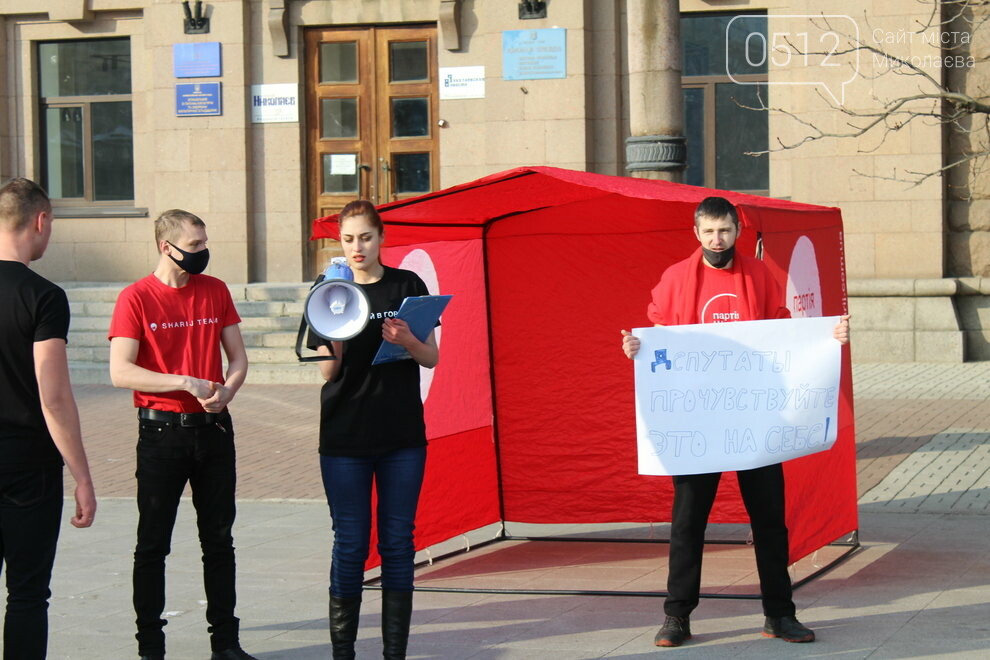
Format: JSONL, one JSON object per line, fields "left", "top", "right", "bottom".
{"left": 737, "top": 1, "right": 990, "bottom": 190}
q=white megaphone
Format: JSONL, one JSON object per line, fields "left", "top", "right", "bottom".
{"left": 304, "top": 257, "right": 371, "bottom": 341}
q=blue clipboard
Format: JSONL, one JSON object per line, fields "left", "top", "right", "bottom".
{"left": 371, "top": 294, "right": 452, "bottom": 365}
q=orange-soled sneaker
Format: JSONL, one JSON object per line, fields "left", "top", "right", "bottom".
{"left": 654, "top": 615, "right": 692, "bottom": 647}
{"left": 763, "top": 615, "right": 815, "bottom": 643}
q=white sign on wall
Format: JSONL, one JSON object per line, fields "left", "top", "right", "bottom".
{"left": 250, "top": 83, "right": 299, "bottom": 123}
{"left": 439, "top": 66, "right": 486, "bottom": 99}
{"left": 633, "top": 317, "right": 842, "bottom": 476}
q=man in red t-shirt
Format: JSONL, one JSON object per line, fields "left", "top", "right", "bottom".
{"left": 621, "top": 197, "right": 849, "bottom": 648}
{"left": 108, "top": 209, "right": 254, "bottom": 660}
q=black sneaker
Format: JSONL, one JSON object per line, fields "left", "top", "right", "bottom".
{"left": 654, "top": 615, "right": 692, "bottom": 647}
{"left": 763, "top": 615, "right": 815, "bottom": 643}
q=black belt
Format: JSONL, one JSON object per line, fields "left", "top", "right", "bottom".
{"left": 138, "top": 407, "right": 222, "bottom": 427}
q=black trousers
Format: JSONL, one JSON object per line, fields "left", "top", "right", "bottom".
{"left": 0, "top": 466, "right": 63, "bottom": 660}
{"left": 133, "top": 412, "right": 239, "bottom": 654}
{"left": 664, "top": 462, "right": 795, "bottom": 619}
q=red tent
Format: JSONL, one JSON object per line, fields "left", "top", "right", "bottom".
{"left": 312, "top": 166, "right": 857, "bottom": 569}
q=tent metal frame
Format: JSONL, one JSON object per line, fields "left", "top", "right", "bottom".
{"left": 364, "top": 529, "right": 860, "bottom": 598}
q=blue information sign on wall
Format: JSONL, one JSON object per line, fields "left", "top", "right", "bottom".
{"left": 176, "top": 82, "right": 222, "bottom": 116}
{"left": 502, "top": 28, "right": 566, "bottom": 80}
{"left": 173, "top": 42, "right": 222, "bottom": 78}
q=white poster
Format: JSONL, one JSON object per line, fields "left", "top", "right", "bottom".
{"left": 633, "top": 317, "right": 841, "bottom": 476}
{"left": 439, "top": 66, "right": 486, "bottom": 99}
{"left": 329, "top": 154, "right": 357, "bottom": 176}
{"left": 250, "top": 83, "right": 299, "bottom": 123}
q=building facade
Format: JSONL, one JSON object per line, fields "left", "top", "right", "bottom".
{"left": 1, "top": 0, "right": 988, "bottom": 360}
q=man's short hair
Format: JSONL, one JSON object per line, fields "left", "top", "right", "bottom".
{"left": 694, "top": 196, "right": 739, "bottom": 228}
{"left": 0, "top": 178, "right": 51, "bottom": 233}
{"left": 154, "top": 209, "right": 206, "bottom": 249}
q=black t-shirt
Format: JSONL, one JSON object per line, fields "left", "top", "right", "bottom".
{"left": 317, "top": 266, "right": 430, "bottom": 456}
{"left": 0, "top": 261, "right": 68, "bottom": 472}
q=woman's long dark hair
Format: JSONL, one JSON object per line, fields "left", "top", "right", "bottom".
{"left": 338, "top": 200, "right": 383, "bottom": 234}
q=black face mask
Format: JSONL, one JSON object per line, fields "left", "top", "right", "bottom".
{"left": 702, "top": 245, "right": 735, "bottom": 269}
{"left": 167, "top": 242, "right": 210, "bottom": 275}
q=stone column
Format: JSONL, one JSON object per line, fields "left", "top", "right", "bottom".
{"left": 947, "top": 0, "right": 990, "bottom": 277}
{"left": 625, "top": 0, "right": 685, "bottom": 180}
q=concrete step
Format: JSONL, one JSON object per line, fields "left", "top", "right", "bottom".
{"left": 63, "top": 283, "right": 311, "bottom": 305}
{"left": 69, "top": 299, "right": 305, "bottom": 319}
{"left": 243, "top": 347, "right": 309, "bottom": 364}
{"left": 240, "top": 331, "right": 299, "bottom": 348}
{"left": 62, "top": 283, "right": 127, "bottom": 302}
{"left": 67, "top": 346, "right": 110, "bottom": 362}
{"left": 66, "top": 345, "right": 306, "bottom": 365}
{"left": 68, "top": 362, "right": 325, "bottom": 386}
{"left": 73, "top": 329, "right": 300, "bottom": 348}
{"left": 70, "top": 317, "right": 111, "bottom": 332}
{"left": 235, "top": 301, "right": 306, "bottom": 317}
{"left": 68, "top": 331, "right": 111, "bottom": 347}
{"left": 69, "top": 314, "right": 302, "bottom": 333}
{"left": 230, "top": 283, "right": 311, "bottom": 302}
{"left": 240, "top": 363, "right": 324, "bottom": 385}
{"left": 69, "top": 301, "right": 118, "bottom": 317}
{"left": 238, "top": 316, "right": 302, "bottom": 331}
{"left": 68, "top": 363, "right": 111, "bottom": 386}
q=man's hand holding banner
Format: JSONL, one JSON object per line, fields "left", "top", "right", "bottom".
{"left": 633, "top": 316, "right": 842, "bottom": 476}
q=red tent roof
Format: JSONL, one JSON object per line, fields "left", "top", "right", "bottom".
{"left": 311, "top": 166, "right": 840, "bottom": 245}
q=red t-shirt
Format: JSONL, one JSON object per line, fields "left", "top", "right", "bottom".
{"left": 647, "top": 249, "right": 789, "bottom": 326}
{"left": 108, "top": 274, "right": 241, "bottom": 412}
{"left": 696, "top": 266, "right": 745, "bottom": 323}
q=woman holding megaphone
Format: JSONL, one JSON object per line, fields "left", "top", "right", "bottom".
{"left": 311, "top": 200, "right": 438, "bottom": 660}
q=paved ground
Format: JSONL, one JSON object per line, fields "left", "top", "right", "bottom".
{"left": 16, "top": 362, "right": 990, "bottom": 657}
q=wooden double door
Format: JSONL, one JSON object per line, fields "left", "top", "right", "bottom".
{"left": 305, "top": 25, "right": 439, "bottom": 273}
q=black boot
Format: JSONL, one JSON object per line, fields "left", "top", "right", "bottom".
{"left": 329, "top": 593, "right": 362, "bottom": 660}
{"left": 381, "top": 589, "right": 413, "bottom": 659}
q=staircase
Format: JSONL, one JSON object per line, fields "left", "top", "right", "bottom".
{"left": 63, "top": 283, "right": 324, "bottom": 385}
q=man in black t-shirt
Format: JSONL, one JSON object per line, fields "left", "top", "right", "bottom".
{"left": 0, "top": 177, "right": 96, "bottom": 658}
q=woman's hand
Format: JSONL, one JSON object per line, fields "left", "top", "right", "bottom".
{"left": 383, "top": 320, "right": 439, "bottom": 368}
{"left": 382, "top": 318, "right": 417, "bottom": 347}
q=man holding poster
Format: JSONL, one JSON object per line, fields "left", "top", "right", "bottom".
{"left": 620, "top": 197, "right": 849, "bottom": 648}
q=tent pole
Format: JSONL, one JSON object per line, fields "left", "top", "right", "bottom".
{"left": 481, "top": 219, "right": 509, "bottom": 529}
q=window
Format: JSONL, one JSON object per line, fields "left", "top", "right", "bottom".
{"left": 681, "top": 14, "right": 768, "bottom": 194}
{"left": 38, "top": 38, "right": 134, "bottom": 204}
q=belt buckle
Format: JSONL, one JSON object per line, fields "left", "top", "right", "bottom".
{"left": 179, "top": 413, "right": 195, "bottom": 427}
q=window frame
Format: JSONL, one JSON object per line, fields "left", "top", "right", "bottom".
{"left": 682, "top": 73, "right": 768, "bottom": 195}
{"left": 37, "top": 37, "right": 141, "bottom": 213}
{"left": 681, "top": 13, "right": 769, "bottom": 196}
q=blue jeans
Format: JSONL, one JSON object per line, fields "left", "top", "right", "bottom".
{"left": 321, "top": 447, "right": 426, "bottom": 598}
{"left": 0, "top": 466, "right": 63, "bottom": 660}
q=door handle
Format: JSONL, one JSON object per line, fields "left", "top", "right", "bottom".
{"left": 359, "top": 163, "right": 372, "bottom": 202}
{"left": 380, "top": 157, "right": 392, "bottom": 202}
